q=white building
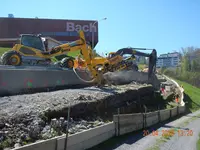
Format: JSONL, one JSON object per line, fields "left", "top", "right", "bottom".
{"left": 156, "top": 52, "right": 181, "bottom": 68}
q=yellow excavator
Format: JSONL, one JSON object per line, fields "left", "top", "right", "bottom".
{"left": 0, "top": 30, "right": 109, "bottom": 85}
{"left": 0, "top": 30, "right": 157, "bottom": 86}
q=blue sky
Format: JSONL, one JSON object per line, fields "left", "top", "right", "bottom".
{"left": 1, "top": 0, "right": 200, "bottom": 56}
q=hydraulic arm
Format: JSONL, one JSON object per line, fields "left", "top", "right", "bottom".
{"left": 109, "top": 47, "right": 157, "bottom": 77}
{"left": 1, "top": 30, "right": 101, "bottom": 84}
{"left": 50, "top": 30, "right": 100, "bottom": 82}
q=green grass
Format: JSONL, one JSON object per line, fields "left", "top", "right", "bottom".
{"left": 0, "top": 47, "right": 81, "bottom": 60}
{"left": 0, "top": 47, "right": 10, "bottom": 56}
{"left": 146, "top": 138, "right": 167, "bottom": 150}
{"left": 197, "top": 133, "right": 200, "bottom": 150}
{"left": 66, "top": 50, "right": 81, "bottom": 57}
{"left": 174, "top": 79, "right": 200, "bottom": 112}
{"left": 138, "top": 64, "right": 147, "bottom": 70}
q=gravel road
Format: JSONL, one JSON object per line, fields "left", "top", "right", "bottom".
{"left": 106, "top": 110, "right": 200, "bottom": 150}
{"left": 160, "top": 112, "right": 200, "bottom": 150}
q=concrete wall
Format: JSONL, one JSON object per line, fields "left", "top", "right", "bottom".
{"left": 113, "top": 113, "right": 143, "bottom": 136}
{"left": 13, "top": 106, "right": 186, "bottom": 150}
{"left": 160, "top": 109, "right": 170, "bottom": 121}
{"left": 0, "top": 66, "right": 92, "bottom": 96}
{"left": 171, "top": 107, "right": 177, "bottom": 117}
{"left": 57, "top": 122, "right": 115, "bottom": 150}
{"left": 13, "top": 137, "right": 58, "bottom": 150}
{"left": 114, "top": 106, "right": 185, "bottom": 136}
{"left": 13, "top": 122, "right": 115, "bottom": 150}
{"left": 145, "top": 111, "right": 159, "bottom": 127}
{"left": 179, "top": 105, "right": 185, "bottom": 114}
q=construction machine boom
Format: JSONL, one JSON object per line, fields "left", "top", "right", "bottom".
{"left": 0, "top": 30, "right": 105, "bottom": 84}
{"left": 107, "top": 47, "right": 157, "bottom": 76}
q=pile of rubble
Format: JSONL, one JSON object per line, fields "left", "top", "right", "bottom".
{"left": 0, "top": 83, "right": 152, "bottom": 149}
{"left": 0, "top": 115, "right": 106, "bottom": 149}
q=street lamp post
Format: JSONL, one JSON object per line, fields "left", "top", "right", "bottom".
{"left": 91, "top": 17, "right": 107, "bottom": 50}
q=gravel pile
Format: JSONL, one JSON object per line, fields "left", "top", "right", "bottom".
{"left": 0, "top": 115, "right": 106, "bottom": 149}
{"left": 0, "top": 83, "right": 150, "bottom": 149}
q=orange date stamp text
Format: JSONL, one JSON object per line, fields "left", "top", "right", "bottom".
{"left": 143, "top": 129, "right": 193, "bottom": 137}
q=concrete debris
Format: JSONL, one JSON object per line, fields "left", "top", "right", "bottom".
{"left": 0, "top": 73, "right": 173, "bottom": 149}
{"left": 0, "top": 82, "right": 153, "bottom": 149}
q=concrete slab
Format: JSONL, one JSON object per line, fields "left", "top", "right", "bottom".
{"left": 0, "top": 65, "right": 92, "bottom": 96}
{"left": 179, "top": 106, "right": 185, "bottom": 114}
{"left": 57, "top": 122, "right": 115, "bottom": 150}
{"left": 114, "top": 113, "right": 143, "bottom": 135}
{"left": 171, "top": 107, "right": 178, "bottom": 117}
{"left": 160, "top": 109, "right": 170, "bottom": 121}
{"left": 146, "top": 111, "right": 159, "bottom": 127}
{"left": 13, "top": 137, "right": 58, "bottom": 150}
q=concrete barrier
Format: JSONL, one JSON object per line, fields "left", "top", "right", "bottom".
{"left": 113, "top": 113, "right": 143, "bottom": 135}
{"left": 14, "top": 137, "right": 58, "bottom": 150}
{"left": 12, "top": 106, "right": 186, "bottom": 150}
{"left": 160, "top": 109, "right": 170, "bottom": 121}
{"left": 145, "top": 111, "right": 159, "bottom": 127}
{"left": 114, "top": 107, "right": 185, "bottom": 136}
{"left": 13, "top": 122, "right": 115, "bottom": 150}
{"left": 171, "top": 107, "right": 177, "bottom": 117}
{"left": 57, "top": 122, "right": 115, "bottom": 150}
{"left": 179, "top": 106, "right": 185, "bottom": 114}
{"left": 0, "top": 66, "right": 92, "bottom": 96}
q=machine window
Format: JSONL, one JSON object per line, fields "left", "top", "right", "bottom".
{"left": 21, "top": 35, "right": 45, "bottom": 51}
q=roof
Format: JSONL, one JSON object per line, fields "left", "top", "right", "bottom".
{"left": 0, "top": 17, "right": 97, "bottom": 22}
{"left": 0, "top": 38, "right": 19, "bottom": 42}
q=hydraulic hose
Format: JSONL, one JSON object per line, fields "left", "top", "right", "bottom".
{"left": 72, "top": 67, "right": 96, "bottom": 83}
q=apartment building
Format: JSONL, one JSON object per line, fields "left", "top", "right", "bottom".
{"left": 156, "top": 52, "right": 181, "bottom": 68}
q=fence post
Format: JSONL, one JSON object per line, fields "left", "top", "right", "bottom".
{"left": 158, "top": 105, "right": 160, "bottom": 123}
{"left": 143, "top": 105, "right": 147, "bottom": 129}
{"left": 177, "top": 106, "right": 179, "bottom": 116}
{"left": 169, "top": 109, "right": 172, "bottom": 120}
{"left": 117, "top": 108, "right": 120, "bottom": 136}
{"left": 64, "top": 105, "right": 71, "bottom": 150}
{"left": 114, "top": 116, "right": 118, "bottom": 136}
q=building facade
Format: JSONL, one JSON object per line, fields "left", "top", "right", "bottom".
{"left": 0, "top": 17, "right": 98, "bottom": 47}
{"left": 156, "top": 52, "right": 181, "bottom": 68}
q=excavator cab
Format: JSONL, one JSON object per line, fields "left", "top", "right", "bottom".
{"left": 20, "top": 34, "right": 46, "bottom": 51}
{"left": 107, "top": 52, "right": 116, "bottom": 59}
{"left": 0, "top": 34, "right": 50, "bottom": 66}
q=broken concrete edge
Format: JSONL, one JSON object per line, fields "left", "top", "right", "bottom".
{"left": 11, "top": 106, "right": 186, "bottom": 150}
{"left": 163, "top": 75, "right": 185, "bottom": 106}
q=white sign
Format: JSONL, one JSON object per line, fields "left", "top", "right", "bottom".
{"left": 66, "top": 22, "right": 97, "bottom": 32}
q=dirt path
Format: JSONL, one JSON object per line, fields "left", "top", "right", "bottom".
{"left": 109, "top": 110, "right": 200, "bottom": 150}
{"left": 159, "top": 113, "right": 200, "bottom": 150}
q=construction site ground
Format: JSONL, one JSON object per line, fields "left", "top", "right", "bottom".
{"left": 0, "top": 74, "right": 178, "bottom": 149}
{"left": 92, "top": 110, "right": 200, "bottom": 150}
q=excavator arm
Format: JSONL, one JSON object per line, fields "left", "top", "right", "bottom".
{"left": 49, "top": 30, "right": 99, "bottom": 82}
{"left": 114, "top": 48, "right": 151, "bottom": 57}
{"left": 110, "top": 47, "right": 157, "bottom": 77}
